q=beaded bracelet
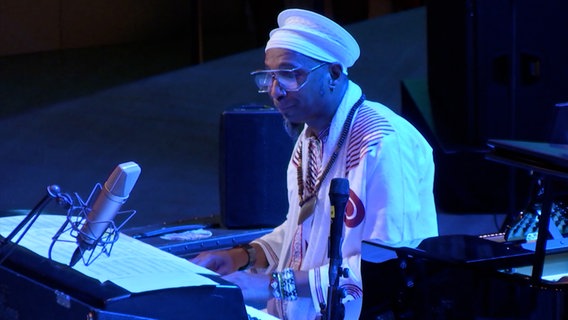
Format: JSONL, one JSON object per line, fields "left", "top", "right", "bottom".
{"left": 270, "top": 268, "right": 298, "bottom": 301}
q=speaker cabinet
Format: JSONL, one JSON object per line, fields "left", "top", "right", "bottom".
{"left": 427, "top": 0, "right": 568, "bottom": 148}
{"left": 219, "top": 105, "right": 295, "bottom": 228}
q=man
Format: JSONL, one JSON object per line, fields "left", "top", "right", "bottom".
{"left": 192, "top": 8, "right": 438, "bottom": 319}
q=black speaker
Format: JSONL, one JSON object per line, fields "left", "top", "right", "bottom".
{"left": 427, "top": 0, "right": 568, "bottom": 148}
{"left": 219, "top": 105, "right": 295, "bottom": 228}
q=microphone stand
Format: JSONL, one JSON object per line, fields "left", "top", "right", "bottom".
{"left": 0, "top": 185, "right": 71, "bottom": 265}
{"left": 1, "top": 179, "right": 136, "bottom": 267}
{"left": 322, "top": 178, "right": 350, "bottom": 320}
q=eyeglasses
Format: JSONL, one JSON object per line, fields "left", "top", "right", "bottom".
{"left": 250, "top": 63, "right": 327, "bottom": 93}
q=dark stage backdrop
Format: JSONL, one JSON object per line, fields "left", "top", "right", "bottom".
{"left": 427, "top": 0, "right": 568, "bottom": 147}
{"left": 423, "top": 0, "right": 568, "bottom": 214}
{"left": 0, "top": 8, "right": 428, "bottom": 228}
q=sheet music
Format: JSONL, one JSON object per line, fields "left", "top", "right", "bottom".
{"left": 245, "top": 306, "right": 279, "bottom": 320}
{"left": 507, "top": 250, "right": 568, "bottom": 283}
{"left": 0, "top": 214, "right": 218, "bottom": 292}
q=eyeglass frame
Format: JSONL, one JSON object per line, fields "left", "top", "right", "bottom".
{"left": 250, "top": 62, "right": 327, "bottom": 93}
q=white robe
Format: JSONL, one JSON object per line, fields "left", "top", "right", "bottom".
{"left": 253, "top": 81, "right": 438, "bottom": 319}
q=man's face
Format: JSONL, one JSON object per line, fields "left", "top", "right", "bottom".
{"left": 263, "top": 48, "right": 330, "bottom": 126}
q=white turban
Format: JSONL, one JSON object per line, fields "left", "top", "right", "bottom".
{"left": 266, "top": 9, "right": 360, "bottom": 74}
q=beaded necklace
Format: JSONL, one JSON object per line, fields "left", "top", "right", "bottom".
{"left": 297, "top": 94, "right": 365, "bottom": 224}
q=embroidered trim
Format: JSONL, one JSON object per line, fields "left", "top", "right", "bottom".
{"left": 345, "top": 104, "right": 395, "bottom": 172}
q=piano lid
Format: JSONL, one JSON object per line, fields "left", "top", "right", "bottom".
{"left": 486, "top": 139, "right": 568, "bottom": 178}
{"left": 363, "top": 234, "right": 535, "bottom": 270}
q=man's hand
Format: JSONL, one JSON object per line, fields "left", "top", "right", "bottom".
{"left": 191, "top": 249, "right": 244, "bottom": 275}
{"left": 223, "top": 271, "right": 271, "bottom": 306}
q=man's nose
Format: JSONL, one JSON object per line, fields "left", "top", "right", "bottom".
{"left": 269, "top": 77, "right": 286, "bottom": 100}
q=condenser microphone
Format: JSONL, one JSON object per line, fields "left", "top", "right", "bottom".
{"left": 69, "top": 161, "right": 141, "bottom": 266}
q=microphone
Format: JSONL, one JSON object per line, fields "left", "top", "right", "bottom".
{"left": 324, "top": 177, "right": 350, "bottom": 320}
{"left": 328, "top": 178, "right": 349, "bottom": 264}
{"left": 69, "top": 161, "right": 141, "bottom": 267}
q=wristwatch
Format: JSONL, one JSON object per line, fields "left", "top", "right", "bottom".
{"left": 236, "top": 244, "right": 256, "bottom": 270}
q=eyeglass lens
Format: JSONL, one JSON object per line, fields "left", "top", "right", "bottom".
{"left": 253, "top": 70, "right": 299, "bottom": 93}
{"left": 251, "top": 63, "right": 325, "bottom": 93}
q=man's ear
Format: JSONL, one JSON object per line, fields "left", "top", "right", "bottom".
{"left": 329, "top": 63, "right": 343, "bottom": 80}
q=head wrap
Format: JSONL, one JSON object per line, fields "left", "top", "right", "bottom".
{"left": 266, "top": 9, "right": 360, "bottom": 74}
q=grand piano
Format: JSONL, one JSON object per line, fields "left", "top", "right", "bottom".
{"left": 361, "top": 140, "right": 568, "bottom": 320}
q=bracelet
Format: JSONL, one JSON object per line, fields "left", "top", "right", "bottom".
{"left": 236, "top": 244, "right": 256, "bottom": 271}
{"left": 270, "top": 268, "right": 297, "bottom": 301}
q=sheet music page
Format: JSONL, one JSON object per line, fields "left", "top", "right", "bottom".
{"left": 0, "top": 214, "right": 218, "bottom": 292}
{"left": 245, "top": 306, "right": 280, "bottom": 320}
